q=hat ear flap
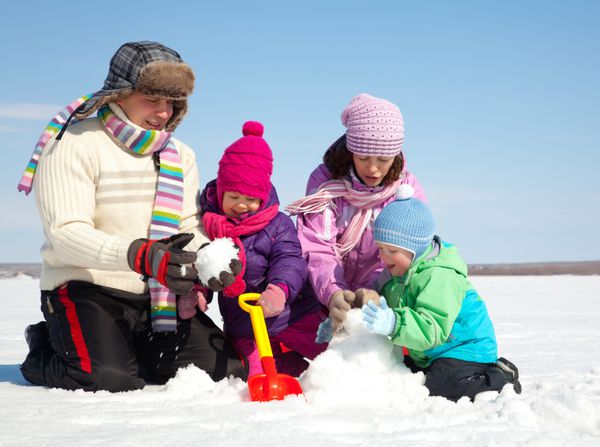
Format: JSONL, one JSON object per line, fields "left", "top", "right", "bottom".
{"left": 165, "top": 100, "right": 188, "bottom": 132}
{"left": 75, "top": 91, "right": 132, "bottom": 121}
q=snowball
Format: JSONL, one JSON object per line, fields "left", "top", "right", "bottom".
{"left": 194, "top": 237, "right": 238, "bottom": 285}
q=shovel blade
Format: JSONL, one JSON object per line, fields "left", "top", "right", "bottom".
{"left": 248, "top": 373, "right": 303, "bottom": 402}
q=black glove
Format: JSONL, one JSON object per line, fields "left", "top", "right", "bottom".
{"left": 196, "top": 241, "right": 243, "bottom": 291}
{"left": 127, "top": 233, "right": 198, "bottom": 296}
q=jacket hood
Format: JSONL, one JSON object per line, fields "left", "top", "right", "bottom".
{"left": 200, "top": 178, "right": 280, "bottom": 218}
{"left": 404, "top": 236, "right": 468, "bottom": 284}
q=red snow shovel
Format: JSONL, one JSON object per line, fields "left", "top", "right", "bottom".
{"left": 238, "top": 293, "right": 304, "bottom": 401}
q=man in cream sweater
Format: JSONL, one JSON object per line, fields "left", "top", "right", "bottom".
{"left": 18, "top": 41, "right": 247, "bottom": 392}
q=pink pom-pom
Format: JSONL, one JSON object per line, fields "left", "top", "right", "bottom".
{"left": 242, "top": 121, "right": 264, "bottom": 137}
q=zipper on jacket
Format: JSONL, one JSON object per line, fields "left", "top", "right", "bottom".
{"left": 46, "top": 296, "right": 54, "bottom": 314}
{"left": 153, "top": 152, "right": 160, "bottom": 171}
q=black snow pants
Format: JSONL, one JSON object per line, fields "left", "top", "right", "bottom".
{"left": 21, "top": 281, "right": 247, "bottom": 392}
{"left": 404, "top": 356, "right": 513, "bottom": 402}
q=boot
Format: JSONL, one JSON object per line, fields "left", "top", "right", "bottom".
{"left": 275, "top": 351, "right": 310, "bottom": 377}
{"left": 496, "top": 357, "right": 522, "bottom": 394}
{"left": 24, "top": 321, "right": 50, "bottom": 356}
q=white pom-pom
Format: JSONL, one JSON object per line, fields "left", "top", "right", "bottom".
{"left": 395, "top": 184, "right": 415, "bottom": 200}
{"left": 194, "top": 237, "right": 239, "bottom": 285}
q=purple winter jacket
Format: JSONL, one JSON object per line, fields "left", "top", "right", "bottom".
{"left": 200, "top": 179, "right": 323, "bottom": 338}
{"left": 297, "top": 164, "right": 427, "bottom": 307}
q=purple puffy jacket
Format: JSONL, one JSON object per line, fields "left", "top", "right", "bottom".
{"left": 200, "top": 179, "right": 323, "bottom": 338}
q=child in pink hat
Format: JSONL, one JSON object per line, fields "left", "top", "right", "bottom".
{"left": 199, "top": 121, "right": 326, "bottom": 378}
{"left": 287, "top": 94, "right": 427, "bottom": 341}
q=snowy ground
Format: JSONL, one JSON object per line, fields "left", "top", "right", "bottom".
{"left": 1, "top": 275, "right": 599, "bottom": 446}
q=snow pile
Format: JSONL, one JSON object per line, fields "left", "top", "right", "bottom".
{"left": 302, "top": 310, "right": 429, "bottom": 407}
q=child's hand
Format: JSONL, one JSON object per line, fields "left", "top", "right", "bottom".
{"left": 257, "top": 284, "right": 286, "bottom": 317}
{"left": 362, "top": 297, "right": 396, "bottom": 336}
{"left": 177, "top": 286, "right": 208, "bottom": 319}
{"left": 315, "top": 317, "right": 334, "bottom": 344}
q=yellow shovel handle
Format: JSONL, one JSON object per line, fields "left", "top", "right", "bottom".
{"left": 238, "top": 293, "right": 273, "bottom": 358}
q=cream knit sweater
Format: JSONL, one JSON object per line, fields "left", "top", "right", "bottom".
{"left": 33, "top": 116, "right": 209, "bottom": 293}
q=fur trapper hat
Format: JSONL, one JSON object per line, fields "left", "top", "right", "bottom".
{"left": 77, "top": 41, "right": 195, "bottom": 131}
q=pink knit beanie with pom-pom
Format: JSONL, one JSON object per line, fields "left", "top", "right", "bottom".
{"left": 217, "top": 121, "right": 274, "bottom": 208}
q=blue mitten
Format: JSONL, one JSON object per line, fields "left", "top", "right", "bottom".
{"left": 362, "top": 297, "right": 396, "bottom": 336}
{"left": 315, "top": 317, "right": 334, "bottom": 344}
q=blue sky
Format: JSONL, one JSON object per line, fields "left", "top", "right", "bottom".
{"left": 1, "top": 1, "right": 598, "bottom": 263}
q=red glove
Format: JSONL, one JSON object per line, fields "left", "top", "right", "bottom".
{"left": 257, "top": 284, "right": 287, "bottom": 318}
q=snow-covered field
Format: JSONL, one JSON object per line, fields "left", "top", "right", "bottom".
{"left": 1, "top": 275, "right": 599, "bottom": 446}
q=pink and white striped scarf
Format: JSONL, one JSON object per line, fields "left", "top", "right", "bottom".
{"left": 286, "top": 176, "right": 400, "bottom": 258}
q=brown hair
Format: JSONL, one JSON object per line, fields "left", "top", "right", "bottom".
{"left": 323, "top": 134, "right": 404, "bottom": 186}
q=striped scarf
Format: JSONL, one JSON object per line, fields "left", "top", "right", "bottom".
{"left": 98, "top": 104, "right": 184, "bottom": 332}
{"left": 286, "top": 177, "right": 400, "bottom": 258}
{"left": 17, "top": 93, "right": 94, "bottom": 194}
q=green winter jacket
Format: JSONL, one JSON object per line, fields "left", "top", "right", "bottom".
{"left": 380, "top": 237, "right": 498, "bottom": 368}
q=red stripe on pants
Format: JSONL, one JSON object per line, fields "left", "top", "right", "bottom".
{"left": 58, "top": 287, "right": 92, "bottom": 374}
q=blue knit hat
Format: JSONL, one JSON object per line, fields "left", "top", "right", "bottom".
{"left": 373, "top": 184, "right": 435, "bottom": 260}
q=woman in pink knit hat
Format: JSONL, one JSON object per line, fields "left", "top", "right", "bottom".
{"left": 287, "top": 94, "right": 427, "bottom": 340}
{"left": 199, "top": 121, "right": 325, "bottom": 378}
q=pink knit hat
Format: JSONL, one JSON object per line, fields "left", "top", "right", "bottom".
{"left": 217, "top": 121, "right": 273, "bottom": 208}
{"left": 341, "top": 93, "right": 404, "bottom": 157}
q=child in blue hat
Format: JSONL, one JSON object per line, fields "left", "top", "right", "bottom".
{"left": 361, "top": 185, "right": 521, "bottom": 401}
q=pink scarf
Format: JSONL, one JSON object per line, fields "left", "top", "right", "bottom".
{"left": 202, "top": 205, "right": 279, "bottom": 297}
{"left": 286, "top": 177, "right": 400, "bottom": 258}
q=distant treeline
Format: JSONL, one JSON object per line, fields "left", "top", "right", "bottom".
{"left": 2, "top": 261, "right": 600, "bottom": 279}
{"left": 468, "top": 261, "right": 600, "bottom": 275}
